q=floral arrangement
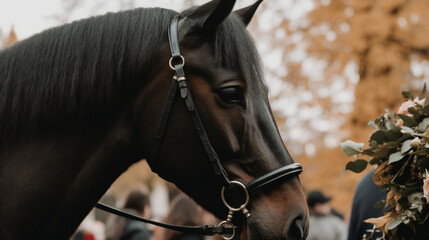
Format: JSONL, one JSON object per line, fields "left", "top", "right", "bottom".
{"left": 341, "top": 89, "right": 429, "bottom": 240}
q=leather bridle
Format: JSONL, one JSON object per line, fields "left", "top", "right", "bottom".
{"left": 96, "top": 15, "right": 303, "bottom": 240}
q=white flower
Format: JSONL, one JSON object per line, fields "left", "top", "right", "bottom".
{"left": 398, "top": 100, "right": 416, "bottom": 116}
{"left": 410, "top": 137, "right": 422, "bottom": 148}
{"left": 414, "top": 97, "right": 426, "bottom": 106}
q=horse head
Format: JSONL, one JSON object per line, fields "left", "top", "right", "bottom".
{"left": 137, "top": 0, "right": 309, "bottom": 239}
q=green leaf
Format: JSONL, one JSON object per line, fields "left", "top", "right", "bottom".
{"left": 424, "top": 105, "right": 429, "bottom": 115}
{"left": 398, "top": 114, "right": 418, "bottom": 127}
{"left": 401, "top": 186, "right": 420, "bottom": 197}
{"left": 418, "top": 118, "right": 429, "bottom": 132}
{"left": 388, "top": 151, "right": 405, "bottom": 165}
{"left": 388, "top": 218, "right": 403, "bottom": 230}
{"left": 362, "top": 149, "right": 375, "bottom": 156}
{"left": 395, "top": 134, "right": 414, "bottom": 144}
{"left": 400, "top": 139, "right": 413, "bottom": 154}
{"left": 367, "top": 120, "right": 377, "bottom": 128}
{"left": 370, "top": 158, "right": 383, "bottom": 165}
{"left": 401, "top": 126, "right": 416, "bottom": 135}
{"left": 402, "top": 91, "right": 411, "bottom": 100}
{"left": 341, "top": 140, "right": 364, "bottom": 156}
{"left": 370, "top": 131, "right": 387, "bottom": 144}
{"left": 369, "top": 140, "right": 378, "bottom": 148}
{"left": 345, "top": 159, "right": 368, "bottom": 173}
{"left": 386, "top": 127, "right": 402, "bottom": 141}
{"left": 408, "top": 107, "right": 420, "bottom": 117}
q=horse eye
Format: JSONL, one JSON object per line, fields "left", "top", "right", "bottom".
{"left": 217, "top": 87, "right": 244, "bottom": 105}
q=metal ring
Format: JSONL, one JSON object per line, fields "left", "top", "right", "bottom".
{"left": 169, "top": 55, "right": 185, "bottom": 70}
{"left": 218, "top": 221, "right": 236, "bottom": 240}
{"left": 221, "top": 180, "right": 250, "bottom": 212}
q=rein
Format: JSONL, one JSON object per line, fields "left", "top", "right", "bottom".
{"left": 95, "top": 202, "right": 233, "bottom": 236}
{"left": 95, "top": 15, "right": 303, "bottom": 240}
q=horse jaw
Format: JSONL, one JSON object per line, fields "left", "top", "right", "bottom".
{"left": 246, "top": 177, "right": 309, "bottom": 240}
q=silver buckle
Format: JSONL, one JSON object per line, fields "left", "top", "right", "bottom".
{"left": 168, "top": 55, "right": 185, "bottom": 70}
{"left": 219, "top": 180, "right": 251, "bottom": 240}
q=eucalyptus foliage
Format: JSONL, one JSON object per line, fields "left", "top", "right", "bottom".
{"left": 342, "top": 89, "right": 429, "bottom": 240}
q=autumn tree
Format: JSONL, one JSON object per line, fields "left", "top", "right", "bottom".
{"left": 259, "top": 0, "right": 429, "bottom": 215}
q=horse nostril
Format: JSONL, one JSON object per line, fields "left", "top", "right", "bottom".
{"left": 286, "top": 216, "right": 306, "bottom": 240}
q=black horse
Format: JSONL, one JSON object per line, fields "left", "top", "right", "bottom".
{"left": 0, "top": 0, "right": 309, "bottom": 239}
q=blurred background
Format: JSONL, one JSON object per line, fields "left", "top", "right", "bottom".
{"left": 2, "top": 0, "right": 429, "bottom": 228}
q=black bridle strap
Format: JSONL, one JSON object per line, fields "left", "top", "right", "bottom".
{"left": 95, "top": 203, "right": 233, "bottom": 236}
{"left": 246, "top": 163, "right": 303, "bottom": 193}
{"left": 152, "top": 77, "right": 230, "bottom": 186}
{"left": 163, "top": 15, "right": 231, "bottom": 186}
{"left": 94, "top": 163, "right": 302, "bottom": 236}
{"left": 95, "top": 14, "right": 305, "bottom": 239}
{"left": 168, "top": 15, "right": 181, "bottom": 59}
{"left": 152, "top": 78, "right": 178, "bottom": 160}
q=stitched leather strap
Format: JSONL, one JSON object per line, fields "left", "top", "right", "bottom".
{"left": 168, "top": 15, "right": 181, "bottom": 59}
{"left": 95, "top": 203, "right": 234, "bottom": 236}
{"left": 152, "top": 79, "right": 179, "bottom": 159}
{"left": 165, "top": 16, "right": 231, "bottom": 187}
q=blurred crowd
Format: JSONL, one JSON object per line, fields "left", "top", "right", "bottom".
{"left": 71, "top": 170, "right": 383, "bottom": 240}
{"left": 71, "top": 188, "right": 222, "bottom": 240}
{"left": 306, "top": 168, "right": 384, "bottom": 240}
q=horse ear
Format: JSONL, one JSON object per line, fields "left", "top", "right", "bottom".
{"left": 186, "top": 0, "right": 236, "bottom": 31}
{"left": 234, "top": 0, "right": 263, "bottom": 26}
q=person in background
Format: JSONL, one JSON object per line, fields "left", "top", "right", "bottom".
{"left": 105, "top": 190, "right": 152, "bottom": 240}
{"left": 71, "top": 210, "right": 105, "bottom": 240}
{"left": 155, "top": 193, "right": 205, "bottom": 240}
{"left": 347, "top": 169, "right": 386, "bottom": 240}
{"left": 95, "top": 194, "right": 117, "bottom": 225}
{"left": 306, "top": 190, "right": 347, "bottom": 240}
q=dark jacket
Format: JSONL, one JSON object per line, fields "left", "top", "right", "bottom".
{"left": 347, "top": 169, "right": 386, "bottom": 240}
{"left": 105, "top": 208, "right": 151, "bottom": 240}
{"left": 120, "top": 220, "right": 151, "bottom": 240}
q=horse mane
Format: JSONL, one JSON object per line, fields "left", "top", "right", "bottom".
{"left": 0, "top": 6, "right": 265, "bottom": 142}
{"left": 0, "top": 8, "right": 176, "bottom": 140}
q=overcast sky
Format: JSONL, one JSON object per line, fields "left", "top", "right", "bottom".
{"left": 0, "top": 0, "right": 179, "bottom": 39}
{"left": 0, "top": 0, "right": 256, "bottom": 40}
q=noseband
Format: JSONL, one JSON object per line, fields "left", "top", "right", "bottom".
{"left": 96, "top": 15, "right": 303, "bottom": 240}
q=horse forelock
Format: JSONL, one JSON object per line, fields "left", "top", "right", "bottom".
{"left": 0, "top": 8, "right": 176, "bottom": 141}
{"left": 177, "top": 7, "right": 267, "bottom": 98}
{"left": 213, "top": 13, "right": 267, "bottom": 99}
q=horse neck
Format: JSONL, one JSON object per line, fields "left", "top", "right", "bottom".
{"left": 0, "top": 106, "right": 144, "bottom": 238}
{"left": 0, "top": 8, "right": 170, "bottom": 143}
{"left": 0, "top": 15, "right": 171, "bottom": 239}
